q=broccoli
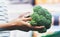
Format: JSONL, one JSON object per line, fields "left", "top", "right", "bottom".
{"left": 38, "top": 27, "right": 47, "bottom": 33}
{"left": 30, "top": 6, "right": 52, "bottom": 33}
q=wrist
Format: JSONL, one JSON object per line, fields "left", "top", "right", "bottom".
{"left": 8, "top": 22, "right": 17, "bottom": 26}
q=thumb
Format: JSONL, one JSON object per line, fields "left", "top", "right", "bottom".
{"left": 23, "top": 22, "right": 31, "bottom": 27}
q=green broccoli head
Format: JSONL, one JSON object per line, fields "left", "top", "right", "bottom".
{"left": 30, "top": 6, "right": 52, "bottom": 33}
{"left": 33, "top": 6, "right": 42, "bottom": 12}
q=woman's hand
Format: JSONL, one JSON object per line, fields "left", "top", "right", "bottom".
{"left": 11, "top": 17, "right": 44, "bottom": 32}
{"left": 11, "top": 17, "right": 32, "bottom": 26}
{"left": 10, "top": 12, "right": 45, "bottom": 32}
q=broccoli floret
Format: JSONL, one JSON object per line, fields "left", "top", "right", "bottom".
{"left": 38, "top": 27, "right": 47, "bottom": 33}
{"left": 30, "top": 6, "right": 52, "bottom": 33}
{"left": 33, "top": 6, "right": 42, "bottom": 12}
{"left": 30, "top": 20, "right": 37, "bottom": 26}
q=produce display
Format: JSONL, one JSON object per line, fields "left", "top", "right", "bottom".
{"left": 30, "top": 6, "right": 52, "bottom": 33}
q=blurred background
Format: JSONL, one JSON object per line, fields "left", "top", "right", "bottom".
{"left": 0, "top": 0, "right": 60, "bottom": 37}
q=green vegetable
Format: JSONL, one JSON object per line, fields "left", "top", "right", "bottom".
{"left": 42, "top": 31, "right": 60, "bottom": 37}
{"left": 30, "top": 6, "right": 52, "bottom": 33}
{"left": 38, "top": 27, "right": 47, "bottom": 33}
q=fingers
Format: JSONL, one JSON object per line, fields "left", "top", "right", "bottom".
{"left": 30, "top": 26, "right": 45, "bottom": 31}
{"left": 22, "top": 17, "right": 32, "bottom": 21}
{"left": 32, "top": 26, "right": 45, "bottom": 29}
{"left": 31, "top": 26, "right": 45, "bottom": 29}
{"left": 19, "top": 12, "right": 30, "bottom": 18}
{"left": 21, "top": 21, "right": 31, "bottom": 27}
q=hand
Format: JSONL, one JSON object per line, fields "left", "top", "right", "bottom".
{"left": 11, "top": 17, "right": 31, "bottom": 26}
{"left": 10, "top": 12, "right": 45, "bottom": 32}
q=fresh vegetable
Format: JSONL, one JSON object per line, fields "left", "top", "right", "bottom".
{"left": 30, "top": 6, "right": 52, "bottom": 33}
